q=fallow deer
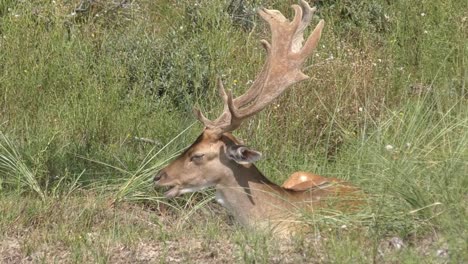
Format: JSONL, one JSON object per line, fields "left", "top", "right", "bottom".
{"left": 154, "top": 1, "right": 361, "bottom": 235}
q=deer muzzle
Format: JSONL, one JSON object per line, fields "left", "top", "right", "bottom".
{"left": 153, "top": 170, "right": 182, "bottom": 198}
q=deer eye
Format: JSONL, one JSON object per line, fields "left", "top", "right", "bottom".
{"left": 190, "top": 153, "right": 205, "bottom": 162}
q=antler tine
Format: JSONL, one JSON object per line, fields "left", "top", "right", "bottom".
{"left": 300, "top": 19, "right": 324, "bottom": 58}
{"left": 211, "top": 78, "right": 233, "bottom": 125}
{"left": 194, "top": 1, "right": 324, "bottom": 137}
{"left": 291, "top": 0, "right": 315, "bottom": 53}
{"left": 217, "top": 78, "right": 229, "bottom": 113}
{"left": 193, "top": 107, "right": 215, "bottom": 128}
{"left": 194, "top": 78, "right": 231, "bottom": 130}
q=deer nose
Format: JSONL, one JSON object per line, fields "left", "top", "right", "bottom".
{"left": 154, "top": 170, "right": 166, "bottom": 183}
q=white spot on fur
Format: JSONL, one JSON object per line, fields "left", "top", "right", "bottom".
{"left": 299, "top": 175, "right": 309, "bottom": 182}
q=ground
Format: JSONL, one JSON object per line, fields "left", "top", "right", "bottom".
{"left": 0, "top": 192, "right": 456, "bottom": 263}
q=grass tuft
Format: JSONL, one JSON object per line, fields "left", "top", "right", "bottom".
{"left": 0, "top": 131, "right": 45, "bottom": 201}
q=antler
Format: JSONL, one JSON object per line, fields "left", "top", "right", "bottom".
{"left": 194, "top": 0, "right": 324, "bottom": 136}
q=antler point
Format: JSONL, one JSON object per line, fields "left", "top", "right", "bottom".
{"left": 192, "top": 107, "right": 201, "bottom": 116}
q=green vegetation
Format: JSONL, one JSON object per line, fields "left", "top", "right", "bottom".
{"left": 1, "top": 0, "right": 466, "bottom": 262}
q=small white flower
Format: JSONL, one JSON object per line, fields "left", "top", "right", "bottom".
{"left": 436, "top": 248, "right": 448, "bottom": 257}
{"left": 385, "top": 145, "right": 394, "bottom": 151}
{"left": 405, "top": 142, "right": 412, "bottom": 148}
{"left": 424, "top": 30, "right": 428, "bottom": 34}
{"left": 389, "top": 237, "right": 405, "bottom": 250}
{"left": 421, "top": 13, "right": 426, "bottom": 17}
{"left": 358, "top": 107, "right": 363, "bottom": 112}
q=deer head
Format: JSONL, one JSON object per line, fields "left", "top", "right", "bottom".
{"left": 154, "top": 0, "right": 324, "bottom": 199}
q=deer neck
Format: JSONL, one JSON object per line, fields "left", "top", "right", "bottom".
{"left": 214, "top": 163, "right": 295, "bottom": 230}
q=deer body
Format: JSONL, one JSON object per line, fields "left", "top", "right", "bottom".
{"left": 214, "top": 167, "right": 337, "bottom": 232}
{"left": 153, "top": 1, "right": 361, "bottom": 235}
{"left": 155, "top": 133, "right": 360, "bottom": 234}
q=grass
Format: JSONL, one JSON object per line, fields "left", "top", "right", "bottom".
{"left": 0, "top": 131, "right": 45, "bottom": 201}
{"left": 0, "top": 0, "right": 467, "bottom": 262}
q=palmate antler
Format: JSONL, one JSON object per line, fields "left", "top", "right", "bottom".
{"left": 194, "top": 0, "right": 324, "bottom": 137}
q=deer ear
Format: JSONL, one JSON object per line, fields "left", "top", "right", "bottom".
{"left": 227, "top": 145, "right": 262, "bottom": 164}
